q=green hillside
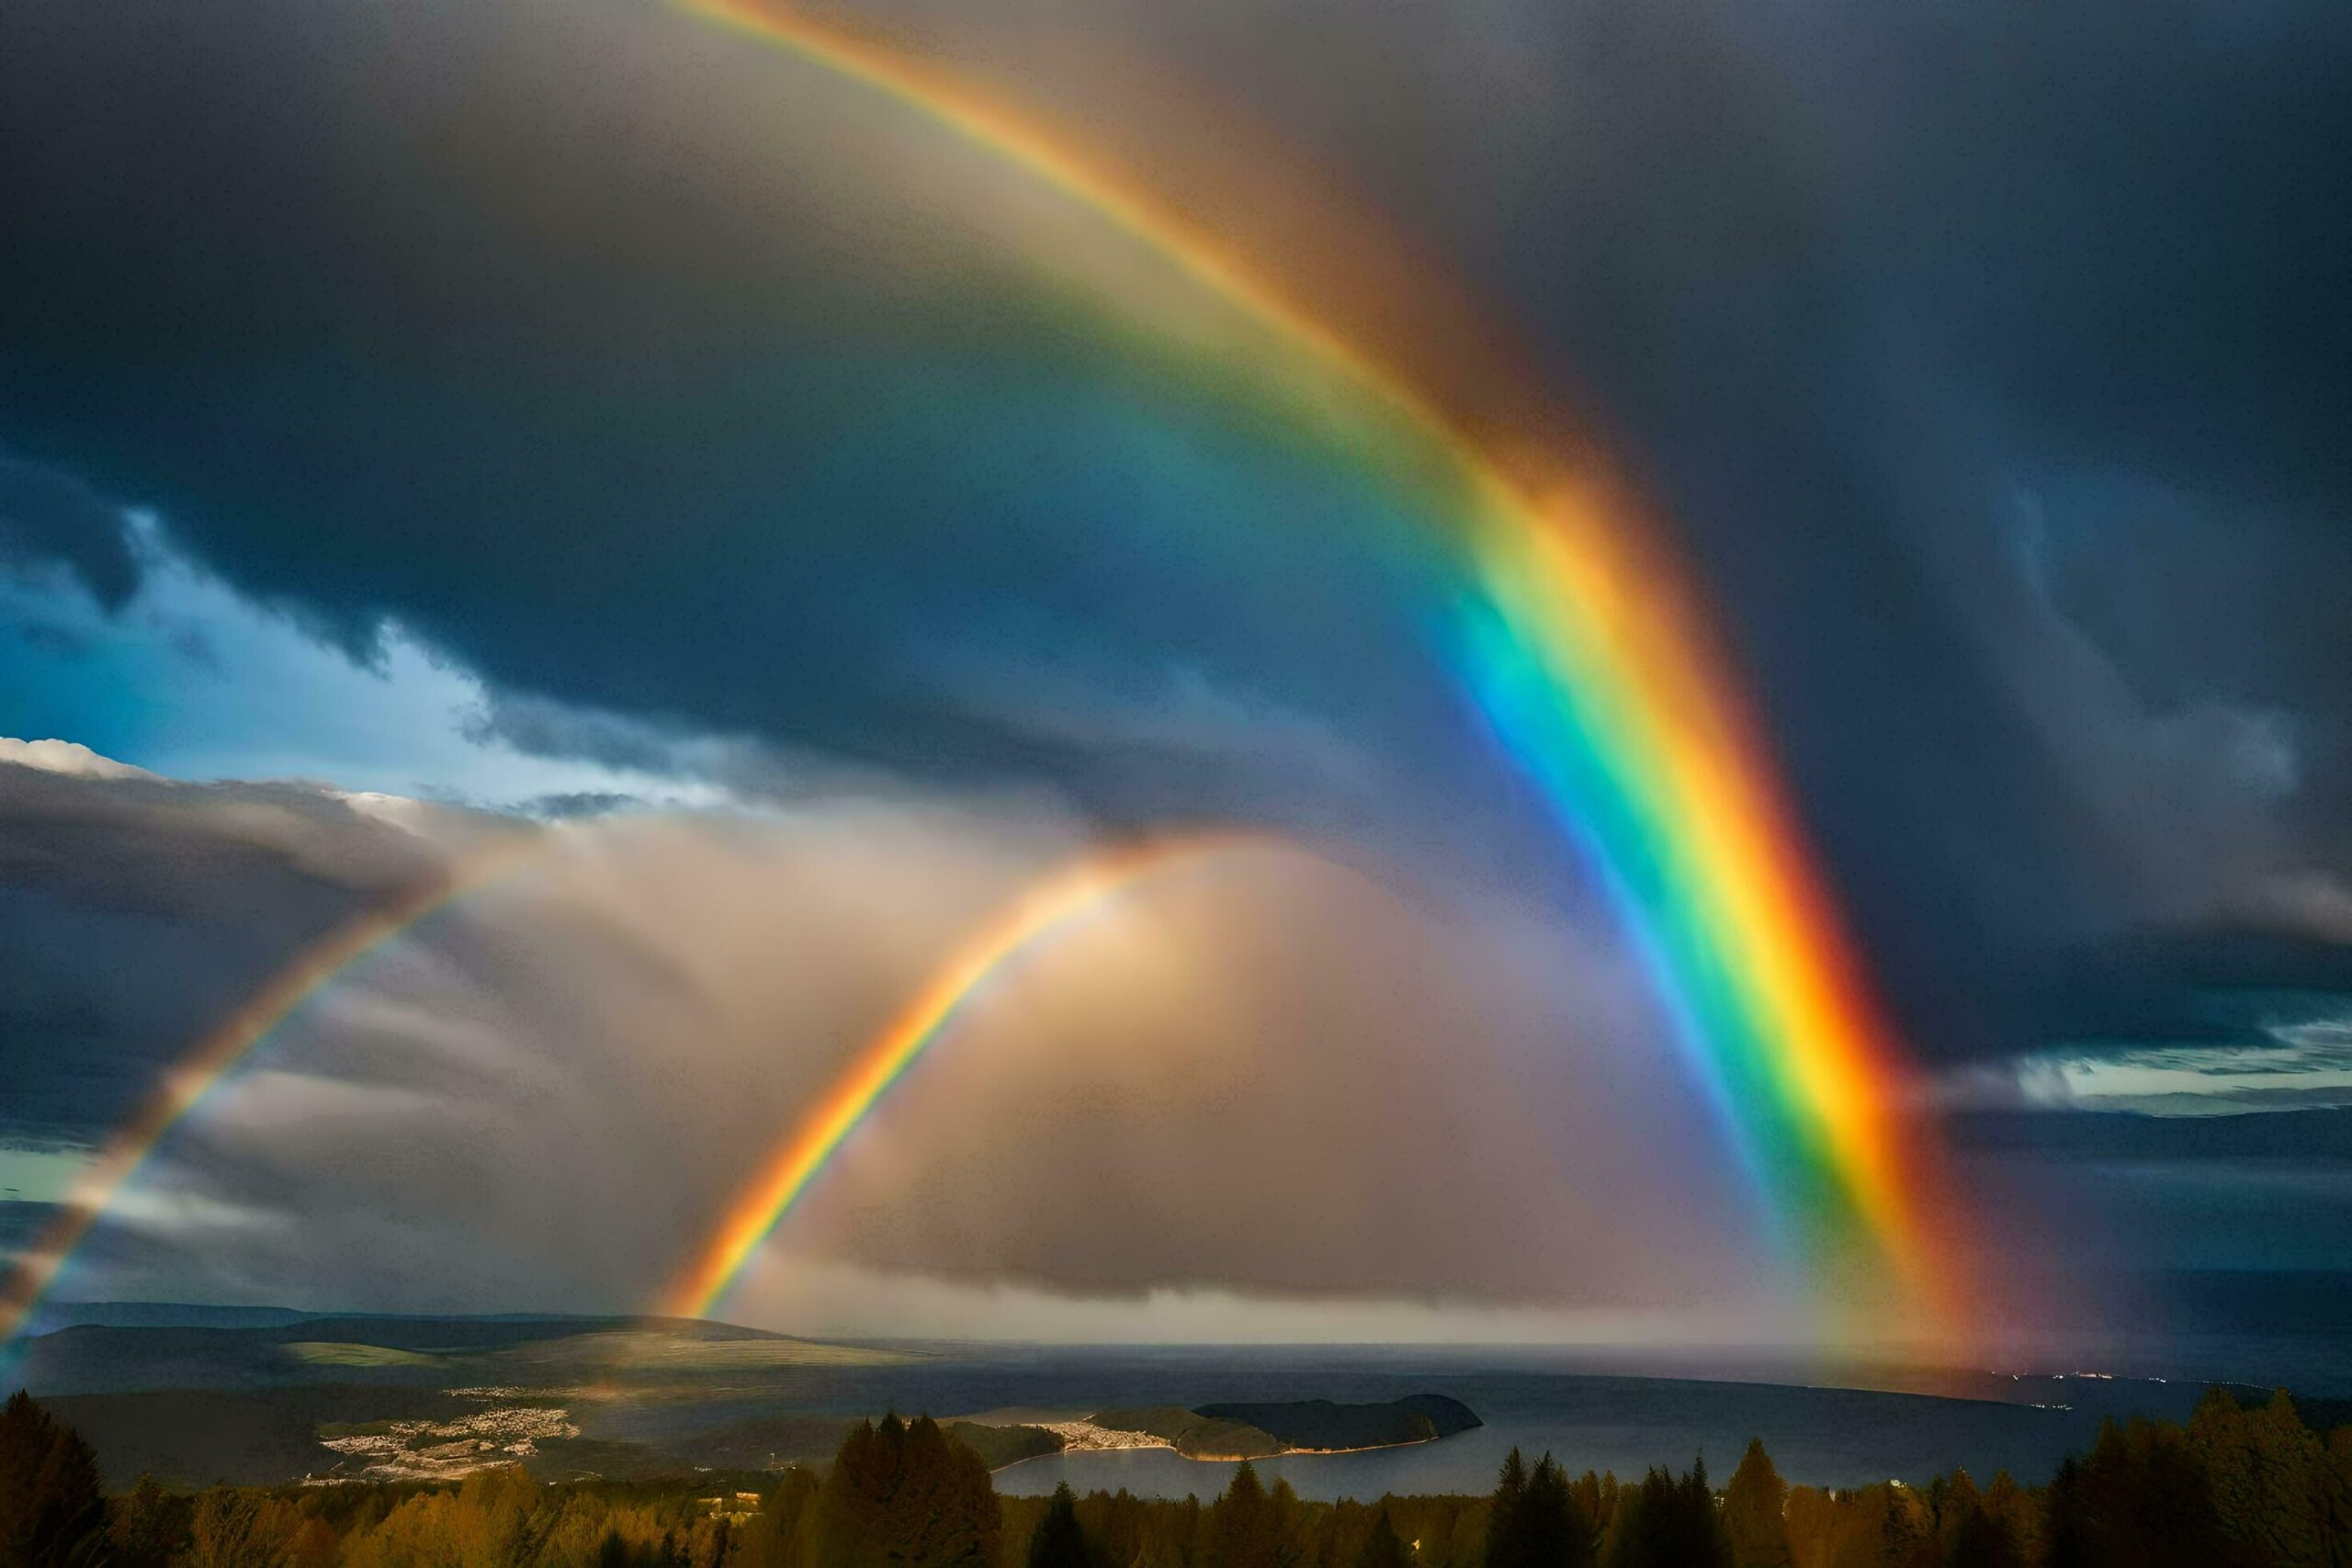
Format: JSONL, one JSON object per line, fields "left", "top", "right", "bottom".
{"left": 1088, "top": 1406, "right": 1283, "bottom": 1460}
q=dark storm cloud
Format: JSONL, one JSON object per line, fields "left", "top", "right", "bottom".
{"left": 0, "top": 454, "right": 140, "bottom": 611}
{"left": 1505, "top": 0, "right": 2352, "bottom": 1060}
{"left": 851, "top": 0, "right": 2352, "bottom": 1065}
{"left": 0, "top": 0, "right": 1547, "bottom": 890}
{"left": 2, "top": 0, "right": 2346, "bottom": 1074}
{"left": 0, "top": 749, "right": 514, "bottom": 1147}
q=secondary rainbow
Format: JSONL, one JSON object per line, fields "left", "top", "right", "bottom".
{"left": 671, "top": 0, "right": 1970, "bottom": 1333}
{"left": 662, "top": 834, "right": 1254, "bottom": 1319}
{"left": 0, "top": 831, "right": 553, "bottom": 1346}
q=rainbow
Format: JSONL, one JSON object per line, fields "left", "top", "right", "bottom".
{"left": 671, "top": 0, "right": 1969, "bottom": 1332}
{"left": 0, "top": 830, "right": 553, "bottom": 1346}
{"left": 662, "top": 834, "right": 1254, "bottom": 1319}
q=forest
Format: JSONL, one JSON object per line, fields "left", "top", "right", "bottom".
{"left": 3, "top": 1385, "right": 2349, "bottom": 1568}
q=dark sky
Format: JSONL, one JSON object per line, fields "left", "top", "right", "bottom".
{"left": 1, "top": 0, "right": 2348, "bottom": 1348}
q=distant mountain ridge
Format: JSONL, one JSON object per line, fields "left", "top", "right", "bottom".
{"left": 24, "top": 1302, "right": 322, "bottom": 1333}
{"left": 8, "top": 1310, "right": 903, "bottom": 1402}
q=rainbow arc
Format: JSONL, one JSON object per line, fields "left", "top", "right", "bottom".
{"left": 665, "top": 0, "right": 1970, "bottom": 1334}
{"left": 7, "top": 0, "right": 1975, "bottom": 1349}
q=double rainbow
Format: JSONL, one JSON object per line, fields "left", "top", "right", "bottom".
{"left": 666, "top": 0, "right": 1966, "bottom": 1329}
{"left": 9, "top": 0, "right": 1968, "bottom": 1345}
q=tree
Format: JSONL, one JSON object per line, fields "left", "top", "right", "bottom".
{"left": 107, "top": 1475, "right": 190, "bottom": 1568}
{"left": 1353, "top": 1510, "right": 1410, "bottom": 1568}
{"left": 1720, "top": 1440, "right": 1790, "bottom": 1568}
{"left": 1601, "top": 1461, "right": 1727, "bottom": 1568}
{"left": 1944, "top": 1505, "right": 2021, "bottom": 1568}
{"left": 1876, "top": 1484, "right": 1930, "bottom": 1568}
{"left": 809, "top": 1416, "right": 998, "bottom": 1568}
{"left": 288, "top": 1516, "right": 339, "bottom": 1568}
{"left": 1522, "top": 1456, "right": 1596, "bottom": 1568}
{"left": 1487, "top": 1450, "right": 1591, "bottom": 1568}
{"left": 1933, "top": 1471, "right": 1981, "bottom": 1561}
{"left": 2191, "top": 1388, "right": 2329, "bottom": 1568}
{"left": 182, "top": 1491, "right": 302, "bottom": 1568}
{"left": 1485, "top": 1451, "right": 1528, "bottom": 1568}
{"left": 0, "top": 1391, "right": 104, "bottom": 1568}
{"left": 1032, "top": 1485, "right": 1101, "bottom": 1568}
{"left": 2044, "top": 1416, "right": 2240, "bottom": 1568}
{"left": 2321, "top": 1427, "right": 2352, "bottom": 1568}
{"left": 1978, "top": 1472, "right": 2040, "bottom": 1568}
{"left": 1267, "top": 1478, "right": 1308, "bottom": 1568}
{"left": 1207, "top": 1464, "right": 1282, "bottom": 1568}
{"left": 737, "top": 1468, "right": 819, "bottom": 1568}
{"left": 1780, "top": 1486, "right": 1834, "bottom": 1568}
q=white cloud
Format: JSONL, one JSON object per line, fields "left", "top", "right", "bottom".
{"left": 0, "top": 517, "right": 737, "bottom": 813}
{"left": 1944, "top": 1007, "right": 2352, "bottom": 1117}
{"left": 0, "top": 736, "right": 155, "bottom": 782}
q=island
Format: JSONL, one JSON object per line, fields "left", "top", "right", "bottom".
{"left": 993, "top": 1395, "right": 1482, "bottom": 1463}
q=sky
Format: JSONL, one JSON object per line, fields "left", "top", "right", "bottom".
{"left": 1, "top": 0, "right": 2348, "bottom": 1365}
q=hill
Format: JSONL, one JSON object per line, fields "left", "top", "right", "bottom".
{"left": 23, "top": 1302, "right": 320, "bottom": 1333}
{"left": 14, "top": 1313, "right": 910, "bottom": 1396}
{"left": 1193, "top": 1395, "right": 1482, "bottom": 1451}
{"left": 1087, "top": 1406, "right": 1284, "bottom": 1460}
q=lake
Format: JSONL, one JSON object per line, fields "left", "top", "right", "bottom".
{"left": 603, "top": 1340, "right": 2330, "bottom": 1498}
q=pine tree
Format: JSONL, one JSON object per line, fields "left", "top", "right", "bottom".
{"left": 1979, "top": 1471, "right": 2041, "bottom": 1568}
{"left": 1877, "top": 1484, "right": 1929, "bottom": 1568}
{"left": 1934, "top": 1469, "right": 1983, "bottom": 1563}
{"left": 1485, "top": 1450, "right": 1528, "bottom": 1568}
{"left": 1267, "top": 1478, "right": 1306, "bottom": 1568}
{"left": 1945, "top": 1505, "right": 2021, "bottom": 1568}
{"left": 2046, "top": 1415, "right": 2238, "bottom": 1568}
{"left": 2043, "top": 1456, "right": 2089, "bottom": 1568}
{"left": 1486, "top": 1448, "right": 1523, "bottom": 1568}
{"left": 809, "top": 1415, "right": 996, "bottom": 1568}
{"left": 1720, "top": 1440, "right": 1790, "bottom": 1568}
{"left": 1208, "top": 1464, "right": 1281, "bottom": 1568}
{"left": 1032, "top": 1484, "right": 1100, "bottom": 1568}
{"left": 0, "top": 1392, "right": 104, "bottom": 1568}
{"left": 1353, "top": 1510, "right": 1410, "bottom": 1568}
{"left": 1601, "top": 1461, "right": 1726, "bottom": 1568}
{"left": 1521, "top": 1455, "right": 1595, "bottom": 1568}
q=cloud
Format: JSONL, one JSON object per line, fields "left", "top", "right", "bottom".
{"left": 6, "top": 0, "right": 2346, "bottom": 1083}
{"left": 0, "top": 738, "right": 154, "bottom": 783}
{"left": 0, "top": 453, "right": 140, "bottom": 611}
{"left": 0, "top": 739, "right": 508, "bottom": 1147}
{"left": 5, "top": 748, "right": 1772, "bottom": 1327}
